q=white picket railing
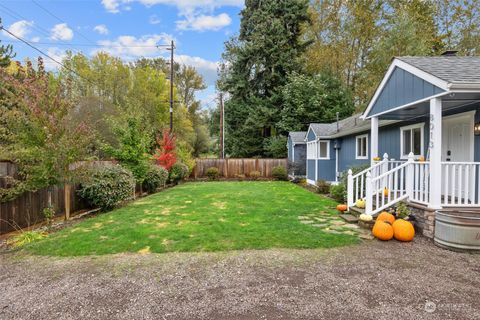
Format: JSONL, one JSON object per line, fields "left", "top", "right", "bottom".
{"left": 347, "top": 153, "right": 404, "bottom": 209}
{"left": 410, "top": 162, "right": 430, "bottom": 205}
{"left": 442, "top": 162, "right": 480, "bottom": 206}
{"left": 366, "top": 159, "right": 412, "bottom": 215}
{"left": 348, "top": 155, "right": 480, "bottom": 215}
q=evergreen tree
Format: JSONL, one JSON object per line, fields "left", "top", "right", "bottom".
{"left": 218, "top": 0, "right": 310, "bottom": 157}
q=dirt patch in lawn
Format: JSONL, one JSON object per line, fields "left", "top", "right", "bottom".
{"left": 1, "top": 237, "right": 479, "bottom": 320}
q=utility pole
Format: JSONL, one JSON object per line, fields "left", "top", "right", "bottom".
{"left": 167, "top": 40, "right": 175, "bottom": 133}
{"left": 219, "top": 92, "right": 225, "bottom": 159}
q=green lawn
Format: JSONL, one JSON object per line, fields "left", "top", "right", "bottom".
{"left": 26, "top": 181, "right": 358, "bottom": 256}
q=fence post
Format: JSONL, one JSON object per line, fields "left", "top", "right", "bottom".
{"left": 347, "top": 169, "right": 353, "bottom": 209}
{"left": 406, "top": 152, "right": 415, "bottom": 199}
{"left": 64, "top": 183, "right": 71, "bottom": 220}
{"left": 365, "top": 171, "right": 373, "bottom": 215}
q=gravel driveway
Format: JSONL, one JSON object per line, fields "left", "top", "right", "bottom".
{"left": 1, "top": 237, "right": 479, "bottom": 320}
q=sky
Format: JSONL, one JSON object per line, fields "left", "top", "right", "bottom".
{"left": 0, "top": 0, "right": 244, "bottom": 109}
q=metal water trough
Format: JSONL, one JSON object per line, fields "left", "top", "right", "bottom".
{"left": 434, "top": 210, "right": 480, "bottom": 251}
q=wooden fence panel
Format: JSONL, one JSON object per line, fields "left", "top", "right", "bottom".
{"left": 194, "top": 158, "right": 287, "bottom": 179}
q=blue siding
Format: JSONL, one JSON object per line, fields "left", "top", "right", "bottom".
{"left": 307, "top": 129, "right": 316, "bottom": 142}
{"left": 316, "top": 141, "right": 336, "bottom": 181}
{"left": 368, "top": 67, "right": 444, "bottom": 118}
{"left": 307, "top": 160, "right": 316, "bottom": 181}
{"left": 378, "top": 120, "right": 430, "bottom": 160}
{"left": 338, "top": 133, "right": 370, "bottom": 173}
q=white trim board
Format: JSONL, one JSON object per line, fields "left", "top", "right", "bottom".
{"left": 362, "top": 58, "right": 450, "bottom": 120}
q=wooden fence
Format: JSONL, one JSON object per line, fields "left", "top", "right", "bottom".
{"left": 193, "top": 158, "right": 287, "bottom": 179}
{"left": 0, "top": 184, "right": 88, "bottom": 235}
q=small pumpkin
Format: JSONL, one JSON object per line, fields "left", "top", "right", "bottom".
{"left": 418, "top": 156, "right": 425, "bottom": 162}
{"left": 356, "top": 199, "right": 365, "bottom": 209}
{"left": 373, "top": 156, "right": 381, "bottom": 161}
{"left": 383, "top": 187, "right": 389, "bottom": 197}
{"left": 392, "top": 219, "right": 415, "bottom": 242}
{"left": 372, "top": 220, "right": 394, "bottom": 241}
{"left": 377, "top": 211, "right": 395, "bottom": 225}
{"left": 336, "top": 204, "right": 348, "bottom": 212}
{"left": 359, "top": 213, "right": 373, "bottom": 222}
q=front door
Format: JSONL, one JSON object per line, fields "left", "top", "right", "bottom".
{"left": 442, "top": 113, "right": 473, "bottom": 162}
{"left": 441, "top": 112, "right": 474, "bottom": 203}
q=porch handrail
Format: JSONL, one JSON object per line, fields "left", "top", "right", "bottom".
{"left": 441, "top": 162, "right": 480, "bottom": 207}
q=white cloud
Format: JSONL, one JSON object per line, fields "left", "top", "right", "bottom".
{"left": 31, "top": 36, "right": 41, "bottom": 43}
{"left": 42, "top": 47, "right": 68, "bottom": 70}
{"left": 101, "top": 0, "right": 240, "bottom": 31}
{"left": 149, "top": 14, "right": 161, "bottom": 25}
{"left": 101, "top": 0, "right": 243, "bottom": 14}
{"left": 93, "top": 24, "right": 109, "bottom": 35}
{"left": 177, "top": 13, "right": 231, "bottom": 31}
{"left": 177, "top": 54, "right": 218, "bottom": 86}
{"left": 102, "top": 0, "right": 121, "bottom": 13}
{"left": 3, "top": 20, "right": 34, "bottom": 39}
{"left": 50, "top": 23, "right": 74, "bottom": 41}
{"left": 93, "top": 33, "right": 174, "bottom": 57}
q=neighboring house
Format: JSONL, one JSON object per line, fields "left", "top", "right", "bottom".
{"left": 304, "top": 54, "right": 480, "bottom": 246}
{"left": 287, "top": 131, "right": 306, "bottom": 176}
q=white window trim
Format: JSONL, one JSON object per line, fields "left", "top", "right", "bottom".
{"left": 355, "top": 134, "right": 369, "bottom": 160}
{"left": 400, "top": 123, "right": 425, "bottom": 159}
{"left": 317, "top": 140, "right": 330, "bottom": 160}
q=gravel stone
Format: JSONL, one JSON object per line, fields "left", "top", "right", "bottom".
{"left": 1, "top": 238, "right": 479, "bottom": 320}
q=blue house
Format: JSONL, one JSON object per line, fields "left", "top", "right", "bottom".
{"left": 295, "top": 55, "right": 480, "bottom": 243}
{"left": 287, "top": 132, "right": 306, "bottom": 176}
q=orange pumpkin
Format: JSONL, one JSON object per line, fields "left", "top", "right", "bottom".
{"left": 336, "top": 204, "right": 348, "bottom": 212}
{"left": 392, "top": 219, "right": 415, "bottom": 242}
{"left": 377, "top": 211, "right": 395, "bottom": 225}
{"left": 372, "top": 221, "right": 394, "bottom": 241}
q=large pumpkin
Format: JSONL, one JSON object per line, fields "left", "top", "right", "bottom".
{"left": 372, "top": 221, "right": 394, "bottom": 241}
{"left": 356, "top": 199, "right": 365, "bottom": 208}
{"left": 336, "top": 204, "right": 348, "bottom": 212}
{"left": 392, "top": 219, "right": 415, "bottom": 242}
{"left": 377, "top": 211, "right": 395, "bottom": 225}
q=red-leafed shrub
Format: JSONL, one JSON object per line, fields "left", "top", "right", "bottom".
{"left": 154, "top": 130, "right": 176, "bottom": 170}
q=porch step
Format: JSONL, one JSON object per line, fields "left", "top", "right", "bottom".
{"left": 348, "top": 206, "right": 364, "bottom": 217}
{"left": 339, "top": 214, "right": 358, "bottom": 223}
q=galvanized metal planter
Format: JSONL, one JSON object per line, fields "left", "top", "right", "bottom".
{"left": 434, "top": 210, "right": 480, "bottom": 251}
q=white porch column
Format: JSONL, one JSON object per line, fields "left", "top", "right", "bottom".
{"left": 429, "top": 97, "right": 442, "bottom": 209}
{"left": 371, "top": 116, "right": 379, "bottom": 166}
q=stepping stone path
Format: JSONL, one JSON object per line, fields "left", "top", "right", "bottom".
{"left": 297, "top": 212, "right": 373, "bottom": 239}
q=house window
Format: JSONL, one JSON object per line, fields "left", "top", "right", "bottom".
{"left": 356, "top": 134, "right": 368, "bottom": 159}
{"left": 400, "top": 123, "right": 424, "bottom": 159}
{"left": 317, "top": 141, "right": 330, "bottom": 159}
{"left": 307, "top": 141, "right": 316, "bottom": 159}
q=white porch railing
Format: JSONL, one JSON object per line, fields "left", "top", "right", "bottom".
{"left": 347, "top": 153, "right": 404, "bottom": 209}
{"left": 442, "top": 162, "right": 480, "bottom": 206}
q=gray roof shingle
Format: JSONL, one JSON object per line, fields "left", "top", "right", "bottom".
{"left": 288, "top": 131, "right": 306, "bottom": 143}
{"left": 309, "top": 113, "right": 368, "bottom": 137}
{"left": 397, "top": 56, "right": 480, "bottom": 84}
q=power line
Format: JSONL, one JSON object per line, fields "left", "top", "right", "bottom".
{"left": 0, "top": 25, "right": 93, "bottom": 84}
{"left": 31, "top": 0, "right": 97, "bottom": 46}
{"left": 0, "top": 39, "right": 164, "bottom": 48}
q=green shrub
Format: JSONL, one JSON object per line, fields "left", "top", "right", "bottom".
{"left": 78, "top": 165, "right": 135, "bottom": 211}
{"left": 169, "top": 162, "right": 189, "bottom": 184}
{"left": 206, "top": 167, "right": 220, "bottom": 180}
{"left": 330, "top": 183, "right": 346, "bottom": 203}
{"left": 42, "top": 207, "right": 55, "bottom": 227}
{"left": 316, "top": 180, "right": 331, "bottom": 194}
{"left": 334, "top": 164, "right": 369, "bottom": 203}
{"left": 7, "top": 231, "right": 46, "bottom": 248}
{"left": 271, "top": 165, "right": 288, "bottom": 181}
{"left": 143, "top": 165, "right": 168, "bottom": 193}
{"left": 249, "top": 171, "right": 261, "bottom": 180}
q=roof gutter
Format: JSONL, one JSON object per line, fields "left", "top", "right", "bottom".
{"left": 448, "top": 82, "right": 480, "bottom": 90}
